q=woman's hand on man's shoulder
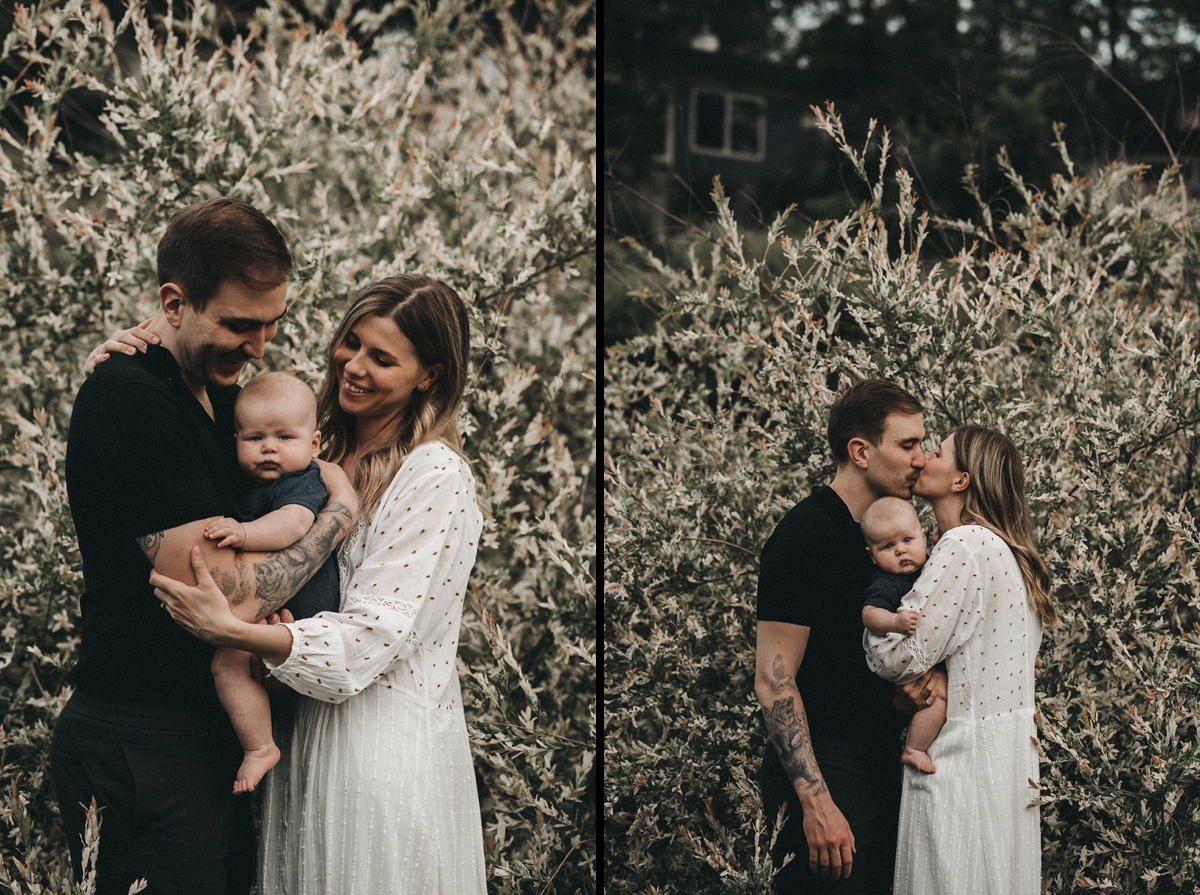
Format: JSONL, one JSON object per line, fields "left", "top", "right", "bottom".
{"left": 83, "top": 319, "right": 158, "bottom": 376}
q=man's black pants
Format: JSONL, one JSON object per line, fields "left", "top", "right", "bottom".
{"left": 761, "top": 737, "right": 903, "bottom": 894}
{"left": 51, "top": 693, "right": 255, "bottom": 895}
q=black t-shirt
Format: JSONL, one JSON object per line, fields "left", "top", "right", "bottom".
{"left": 757, "top": 486, "right": 905, "bottom": 753}
{"left": 65, "top": 345, "right": 241, "bottom": 714}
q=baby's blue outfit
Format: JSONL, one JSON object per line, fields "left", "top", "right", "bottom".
{"left": 232, "top": 461, "right": 340, "bottom": 619}
{"left": 862, "top": 568, "right": 921, "bottom": 613}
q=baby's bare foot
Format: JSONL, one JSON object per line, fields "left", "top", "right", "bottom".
{"left": 902, "top": 747, "right": 936, "bottom": 774}
{"left": 233, "top": 743, "right": 281, "bottom": 794}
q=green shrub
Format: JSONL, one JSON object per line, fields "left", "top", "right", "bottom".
{"left": 606, "top": 106, "right": 1200, "bottom": 892}
{"left": 0, "top": 0, "right": 596, "bottom": 891}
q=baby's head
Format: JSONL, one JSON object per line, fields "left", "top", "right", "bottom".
{"left": 861, "top": 497, "right": 927, "bottom": 575}
{"left": 234, "top": 372, "right": 321, "bottom": 483}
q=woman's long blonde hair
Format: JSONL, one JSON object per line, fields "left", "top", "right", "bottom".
{"left": 952, "top": 425, "right": 1057, "bottom": 628}
{"left": 315, "top": 275, "right": 471, "bottom": 524}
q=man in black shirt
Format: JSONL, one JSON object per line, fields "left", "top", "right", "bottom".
{"left": 755, "top": 379, "right": 938, "bottom": 893}
{"left": 54, "top": 199, "right": 357, "bottom": 895}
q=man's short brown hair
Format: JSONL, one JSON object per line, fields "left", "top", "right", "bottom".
{"left": 156, "top": 198, "right": 292, "bottom": 312}
{"left": 827, "top": 379, "right": 923, "bottom": 465}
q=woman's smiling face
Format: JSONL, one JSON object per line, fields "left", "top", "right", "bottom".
{"left": 332, "top": 313, "right": 437, "bottom": 425}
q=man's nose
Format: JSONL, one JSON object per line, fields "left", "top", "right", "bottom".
{"left": 243, "top": 329, "right": 267, "bottom": 359}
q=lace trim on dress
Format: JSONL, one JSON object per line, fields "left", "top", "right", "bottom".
{"left": 904, "top": 636, "right": 933, "bottom": 673}
{"left": 335, "top": 514, "right": 367, "bottom": 608}
{"left": 359, "top": 597, "right": 419, "bottom": 620}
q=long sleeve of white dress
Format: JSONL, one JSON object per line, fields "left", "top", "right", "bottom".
{"left": 259, "top": 442, "right": 486, "bottom": 895}
{"left": 864, "top": 531, "right": 987, "bottom": 685}
{"left": 267, "top": 445, "right": 479, "bottom": 705}
{"left": 864, "top": 525, "right": 1043, "bottom": 895}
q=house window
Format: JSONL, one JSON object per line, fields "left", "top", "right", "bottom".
{"left": 689, "top": 90, "right": 766, "bottom": 160}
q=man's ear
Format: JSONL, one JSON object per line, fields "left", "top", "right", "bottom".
{"left": 846, "top": 436, "right": 871, "bottom": 470}
{"left": 160, "top": 282, "right": 187, "bottom": 327}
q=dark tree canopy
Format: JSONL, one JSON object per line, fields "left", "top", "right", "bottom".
{"left": 605, "top": 0, "right": 1200, "bottom": 229}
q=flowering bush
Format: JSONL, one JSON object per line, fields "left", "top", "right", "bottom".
{"left": 0, "top": 0, "right": 596, "bottom": 891}
{"left": 606, "top": 106, "right": 1200, "bottom": 892}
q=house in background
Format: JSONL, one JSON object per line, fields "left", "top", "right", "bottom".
{"left": 605, "top": 32, "right": 820, "bottom": 243}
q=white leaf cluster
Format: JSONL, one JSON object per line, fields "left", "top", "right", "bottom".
{"left": 0, "top": 1, "right": 596, "bottom": 890}
{"left": 607, "top": 103, "right": 1200, "bottom": 893}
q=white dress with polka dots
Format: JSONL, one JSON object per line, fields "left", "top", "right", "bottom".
{"left": 864, "top": 525, "right": 1043, "bottom": 895}
{"left": 259, "top": 441, "right": 486, "bottom": 895}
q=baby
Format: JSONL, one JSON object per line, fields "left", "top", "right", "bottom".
{"left": 860, "top": 496, "right": 947, "bottom": 774}
{"left": 207, "top": 372, "right": 341, "bottom": 793}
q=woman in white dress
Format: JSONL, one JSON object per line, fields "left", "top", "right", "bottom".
{"left": 151, "top": 275, "right": 488, "bottom": 894}
{"left": 864, "top": 425, "right": 1056, "bottom": 895}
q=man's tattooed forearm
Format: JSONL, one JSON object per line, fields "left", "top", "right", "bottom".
{"left": 136, "top": 531, "right": 164, "bottom": 564}
{"left": 763, "top": 653, "right": 827, "bottom": 796}
{"left": 245, "top": 500, "right": 354, "bottom": 617}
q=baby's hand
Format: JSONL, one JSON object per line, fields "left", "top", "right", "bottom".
{"left": 204, "top": 517, "right": 245, "bottom": 549}
{"left": 895, "top": 609, "right": 918, "bottom": 636}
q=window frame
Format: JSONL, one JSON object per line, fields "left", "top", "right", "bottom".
{"left": 688, "top": 89, "right": 767, "bottom": 161}
{"left": 651, "top": 86, "right": 676, "bottom": 165}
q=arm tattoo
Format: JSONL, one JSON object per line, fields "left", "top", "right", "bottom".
{"left": 237, "top": 499, "right": 355, "bottom": 618}
{"left": 211, "top": 560, "right": 253, "bottom": 607}
{"left": 136, "top": 531, "right": 164, "bottom": 565}
{"left": 768, "top": 654, "right": 792, "bottom": 695}
{"left": 762, "top": 653, "right": 827, "bottom": 797}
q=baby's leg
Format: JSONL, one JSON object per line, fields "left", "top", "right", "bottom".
{"left": 211, "top": 646, "right": 281, "bottom": 794}
{"left": 902, "top": 669, "right": 948, "bottom": 774}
